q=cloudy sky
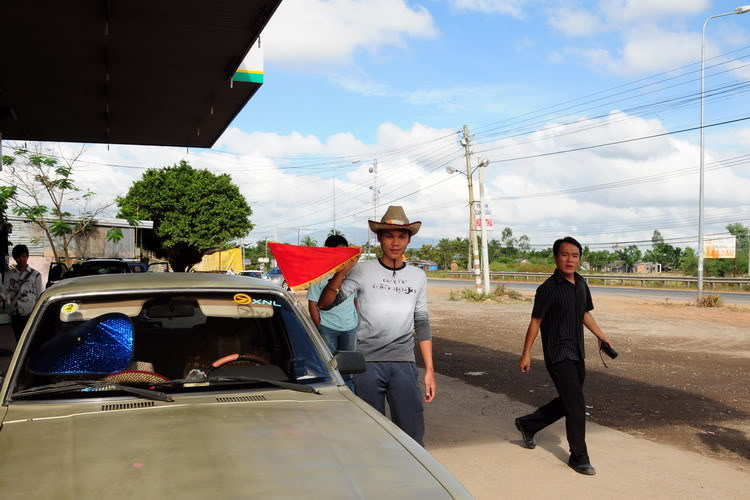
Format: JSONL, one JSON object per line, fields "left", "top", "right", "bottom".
{"left": 4, "top": 0, "right": 750, "bottom": 250}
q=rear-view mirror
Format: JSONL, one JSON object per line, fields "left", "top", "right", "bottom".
{"left": 334, "top": 351, "right": 366, "bottom": 376}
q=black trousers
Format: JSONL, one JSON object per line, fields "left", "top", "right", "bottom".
{"left": 519, "top": 359, "right": 589, "bottom": 465}
{"left": 10, "top": 314, "right": 29, "bottom": 343}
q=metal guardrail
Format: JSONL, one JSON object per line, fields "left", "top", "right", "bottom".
{"left": 446, "top": 271, "right": 750, "bottom": 289}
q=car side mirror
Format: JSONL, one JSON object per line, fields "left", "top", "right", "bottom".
{"left": 333, "top": 351, "right": 366, "bottom": 375}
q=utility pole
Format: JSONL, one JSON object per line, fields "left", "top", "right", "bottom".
{"left": 477, "top": 158, "right": 491, "bottom": 293}
{"left": 368, "top": 159, "right": 379, "bottom": 260}
{"left": 462, "top": 125, "right": 481, "bottom": 292}
{"left": 333, "top": 164, "right": 337, "bottom": 233}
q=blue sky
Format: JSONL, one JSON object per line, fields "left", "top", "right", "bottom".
{"left": 5, "top": 0, "right": 750, "bottom": 250}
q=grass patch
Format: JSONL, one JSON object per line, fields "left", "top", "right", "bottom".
{"left": 695, "top": 293, "right": 724, "bottom": 308}
{"left": 448, "top": 286, "right": 530, "bottom": 304}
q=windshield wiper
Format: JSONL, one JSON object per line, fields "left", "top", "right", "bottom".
{"left": 155, "top": 376, "right": 321, "bottom": 395}
{"left": 12, "top": 380, "right": 173, "bottom": 402}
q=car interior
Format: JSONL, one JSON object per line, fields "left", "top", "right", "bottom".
{"left": 11, "top": 291, "right": 329, "bottom": 397}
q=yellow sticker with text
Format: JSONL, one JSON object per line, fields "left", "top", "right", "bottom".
{"left": 62, "top": 303, "right": 79, "bottom": 313}
{"left": 233, "top": 293, "right": 251, "bottom": 305}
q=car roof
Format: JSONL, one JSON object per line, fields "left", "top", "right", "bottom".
{"left": 41, "top": 273, "right": 283, "bottom": 300}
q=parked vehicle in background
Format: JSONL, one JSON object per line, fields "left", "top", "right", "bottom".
{"left": 125, "top": 261, "right": 149, "bottom": 273}
{"left": 0, "top": 273, "right": 471, "bottom": 498}
{"left": 266, "top": 267, "right": 289, "bottom": 289}
{"left": 145, "top": 261, "right": 171, "bottom": 273}
{"left": 46, "top": 258, "right": 132, "bottom": 288}
{"left": 240, "top": 269, "right": 270, "bottom": 280}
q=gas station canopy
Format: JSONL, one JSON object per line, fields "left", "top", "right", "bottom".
{"left": 0, "top": 0, "right": 281, "bottom": 147}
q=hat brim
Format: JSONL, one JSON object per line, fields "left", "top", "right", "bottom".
{"left": 368, "top": 220, "right": 421, "bottom": 236}
{"left": 102, "top": 369, "right": 170, "bottom": 384}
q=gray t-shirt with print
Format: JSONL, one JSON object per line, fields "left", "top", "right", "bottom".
{"left": 335, "top": 259, "right": 431, "bottom": 362}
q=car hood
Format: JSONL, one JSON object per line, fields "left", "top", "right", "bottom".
{"left": 0, "top": 390, "right": 467, "bottom": 499}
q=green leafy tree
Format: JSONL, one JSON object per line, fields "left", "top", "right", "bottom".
{"left": 117, "top": 160, "right": 253, "bottom": 272}
{"left": 615, "top": 245, "right": 642, "bottom": 272}
{"left": 587, "top": 250, "right": 613, "bottom": 271}
{"left": 3, "top": 145, "right": 109, "bottom": 263}
{"left": 726, "top": 223, "right": 749, "bottom": 276}
{"left": 105, "top": 228, "right": 124, "bottom": 244}
{"left": 680, "top": 247, "right": 698, "bottom": 275}
{"left": 488, "top": 239, "right": 503, "bottom": 263}
{"left": 651, "top": 229, "right": 664, "bottom": 246}
{"left": 328, "top": 228, "right": 343, "bottom": 237}
{"left": 517, "top": 234, "right": 531, "bottom": 252}
{"left": 501, "top": 227, "right": 516, "bottom": 254}
{"left": 436, "top": 237, "right": 468, "bottom": 269}
{"left": 301, "top": 235, "right": 317, "bottom": 247}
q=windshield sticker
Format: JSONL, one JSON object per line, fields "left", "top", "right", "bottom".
{"left": 233, "top": 293, "right": 252, "bottom": 304}
{"left": 61, "top": 303, "right": 79, "bottom": 313}
{"left": 233, "top": 293, "right": 281, "bottom": 307}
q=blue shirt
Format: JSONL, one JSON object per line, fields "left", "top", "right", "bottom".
{"left": 307, "top": 277, "right": 358, "bottom": 331}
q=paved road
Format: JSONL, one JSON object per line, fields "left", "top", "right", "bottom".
{"left": 428, "top": 278, "right": 750, "bottom": 305}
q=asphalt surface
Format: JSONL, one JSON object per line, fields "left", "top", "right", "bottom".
{"left": 428, "top": 278, "right": 750, "bottom": 305}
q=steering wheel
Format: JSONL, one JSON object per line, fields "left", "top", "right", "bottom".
{"left": 207, "top": 353, "right": 270, "bottom": 376}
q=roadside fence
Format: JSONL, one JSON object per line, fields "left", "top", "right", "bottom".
{"left": 445, "top": 271, "right": 750, "bottom": 291}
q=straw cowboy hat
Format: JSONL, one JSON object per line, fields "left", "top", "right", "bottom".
{"left": 368, "top": 206, "right": 421, "bottom": 236}
{"left": 102, "top": 361, "right": 170, "bottom": 384}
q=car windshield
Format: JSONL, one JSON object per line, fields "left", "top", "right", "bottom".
{"left": 268, "top": 267, "right": 281, "bottom": 275}
{"left": 72, "top": 261, "right": 129, "bottom": 276}
{"left": 10, "top": 290, "right": 329, "bottom": 400}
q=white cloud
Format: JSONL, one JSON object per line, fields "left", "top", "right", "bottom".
{"left": 568, "top": 25, "right": 700, "bottom": 75}
{"left": 548, "top": 9, "right": 604, "bottom": 37}
{"left": 451, "top": 0, "right": 529, "bottom": 17}
{"left": 3, "top": 112, "right": 747, "bottom": 248}
{"left": 599, "top": 0, "right": 709, "bottom": 24}
{"left": 262, "top": 0, "right": 437, "bottom": 66}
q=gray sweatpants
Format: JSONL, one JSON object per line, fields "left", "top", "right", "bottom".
{"left": 354, "top": 361, "right": 425, "bottom": 446}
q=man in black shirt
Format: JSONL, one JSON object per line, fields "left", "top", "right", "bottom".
{"left": 516, "top": 236, "right": 612, "bottom": 476}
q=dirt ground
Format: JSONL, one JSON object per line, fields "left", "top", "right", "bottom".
{"left": 423, "top": 285, "right": 750, "bottom": 466}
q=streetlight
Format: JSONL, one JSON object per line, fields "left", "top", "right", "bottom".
{"left": 698, "top": 5, "right": 750, "bottom": 297}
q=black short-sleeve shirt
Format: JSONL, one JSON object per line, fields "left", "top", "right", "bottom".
{"left": 531, "top": 269, "right": 594, "bottom": 365}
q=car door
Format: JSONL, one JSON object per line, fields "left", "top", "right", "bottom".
{"left": 46, "top": 262, "right": 69, "bottom": 289}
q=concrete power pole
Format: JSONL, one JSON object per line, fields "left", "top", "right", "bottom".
{"left": 368, "top": 159, "right": 379, "bottom": 260}
{"left": 477, "top": 158, "right": 491, "bottom": 293}
{"left": 462, "top": 125, "right": 482, "bottom": 292}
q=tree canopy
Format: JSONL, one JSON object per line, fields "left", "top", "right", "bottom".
{"left": 2, "top": 145, "right": 110, "bottom": 263}
{"left": 117, "top": 160, "right": 253, "bottom": 271}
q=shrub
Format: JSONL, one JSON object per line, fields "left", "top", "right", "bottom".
{"left": 696, "top": 293, "right": 723, "bottom": 308}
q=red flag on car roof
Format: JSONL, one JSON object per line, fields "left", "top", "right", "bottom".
{"left": 267, "top": 243, "right": 360, "bottom": 291}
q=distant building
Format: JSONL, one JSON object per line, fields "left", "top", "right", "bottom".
{"left": 407, "top": 259, "right": 439, "bottom": 271}
{"left": 634, "top": 261, "right": 662, "bottom": 273}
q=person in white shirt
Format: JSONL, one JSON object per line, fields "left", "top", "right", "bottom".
{"left": 1, "top": 244, "right": 43, "bottom": 343}
{"left": 318, "top": 206, "right": 435, "bottom": 446}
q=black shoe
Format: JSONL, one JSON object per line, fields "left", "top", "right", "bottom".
{"left": 514, "top": 418, "right": 536, "bottom": 449}
{"left": 568, "top": 461, "right": 596, "bottom": 476}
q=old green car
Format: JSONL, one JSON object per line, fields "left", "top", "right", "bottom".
{"left": 0, "top": 273, "right": 470, "bottom": 499}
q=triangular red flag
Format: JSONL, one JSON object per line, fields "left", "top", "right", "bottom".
{"left": 267, "top": 243, "right": 360, "bottom": 290}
